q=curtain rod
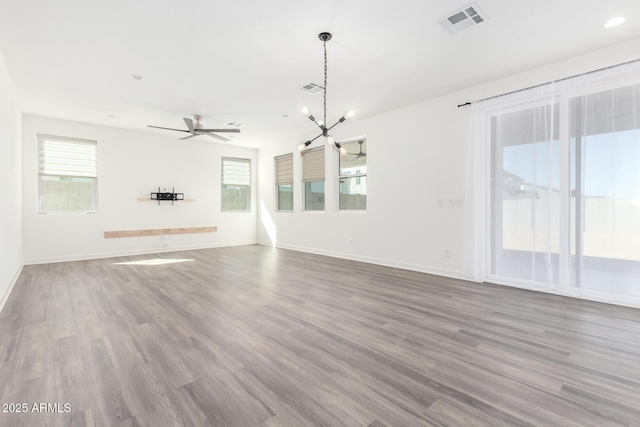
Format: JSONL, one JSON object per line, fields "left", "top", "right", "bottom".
{"left": 457, "top": 57, "right": 640, "bottom": 108}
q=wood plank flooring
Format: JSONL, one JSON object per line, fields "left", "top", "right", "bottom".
{"left": 1, "top": 245, "right": 640, "bottom": 426}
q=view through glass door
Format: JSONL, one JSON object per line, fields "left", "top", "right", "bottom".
{"left": 490, "top": 82, "right": 640, "bottom": 302}
{"left": 570, "top": 84, "right": 640, "bottom": 298}
{"left": 490, "top": 102, "right": 560, "bottom": 288}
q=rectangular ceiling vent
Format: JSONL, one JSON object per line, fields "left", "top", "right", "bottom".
{"left": 224, "top": 121, "right": 246, "bottom": 128}
{"left": 438, "top": 3, "right": 487, "bottom": 34}
{"left": 299, "top": 82, "right": 324, "bottom": 95}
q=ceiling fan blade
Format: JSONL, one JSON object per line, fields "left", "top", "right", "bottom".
{"left": 198, "top": 128, "right": 241, "bottom": 133}
{"left": 204, "top": 132, "right": 231, "bottom": 142}
{"left": 148, "top": 125, "right": 189, "bottom": 132}
{"left": 183, "top": 117, "right": 195, "bottom": 133}
{"left": 179, "top": 134, "right": 199, "bottom": 140}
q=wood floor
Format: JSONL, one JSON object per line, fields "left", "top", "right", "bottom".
{"left": 1, "top": 245, "right": 640, "bottom": 427}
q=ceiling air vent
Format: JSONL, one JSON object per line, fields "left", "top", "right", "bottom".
{"left": 224, "top": 121, "right": 246, "bottom": 128}
{"left": 438, "top": 3, "right": 487, "bottom": 34}
{"left": 299, "top": 82, "right": 324, "bottom": 95}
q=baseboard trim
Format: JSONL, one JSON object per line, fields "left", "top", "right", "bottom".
{"left": 0, "top": 264, "right": 23, "bottom": 315}
{"left": 23, "top": 241, "right": 257, "bottom": 265}
{"left": 258, "top": 241, "right": 466, "bottom": 281}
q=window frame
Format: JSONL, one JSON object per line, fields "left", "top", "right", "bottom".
{"left": 338, "top": 138, "right": 367, "bottom": 211}
{"left": 37, "top": 134, "right": 98, "bottom": 214}
{"left": 274, "top": 153, "right": 294, "bottom": 212}
{"left": 221, "top": 157, "right": 251, "bottom": 212}
{"left": 301, "top": 146, "right": 325, "bottom": 212}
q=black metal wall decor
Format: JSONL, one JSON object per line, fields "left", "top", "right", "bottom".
{"left": 150, "top": 187, "right": 184, "bottom": 205}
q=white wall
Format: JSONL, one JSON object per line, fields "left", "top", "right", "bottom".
{"left": 22, "top": 115, "right": 258, "bottom": 263}
{"left": 257, "top": 37, "right": 640, "bottom": 279}
{"left": 0, "top": 50, "right": 22, "bottom": 309}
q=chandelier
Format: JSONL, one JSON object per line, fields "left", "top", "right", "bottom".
{"left": 298, "top": 32, "right": 354, "bottom": 153}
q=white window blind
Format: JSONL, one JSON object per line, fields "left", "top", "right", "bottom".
{"left": 302, "top": 147, "right": 324, "bottom": 182}
{"left": 222, "top": 158, "right": 250, "bottom": 185}
{"left": 275, "top": 154, "right": 293, "bottom": 185}
{"left": 38, "top": 135, "right": 97, "bottom": 178}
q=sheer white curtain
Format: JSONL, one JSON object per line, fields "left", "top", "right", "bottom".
{"left": 464, "top": 60, "right": 640, "bottom": 307}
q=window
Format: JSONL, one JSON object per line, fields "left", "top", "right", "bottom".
{"left": 275, "top": 153, "right": 293, "bottom": 211}
{"left": 301, "top": 147, "right": 324, "bottom": 211}
{"left": 221, "top": 157, "right": 250, "bottom": 211}
{"left": 38, "top": 134, "right": 97, "bottom": 213}
{"left": 339, "top": 139, "right": 367, "bottom": 210}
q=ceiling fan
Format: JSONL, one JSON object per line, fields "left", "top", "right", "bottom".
{"left": 343, "top": 140, "right": 366, "bottom": 159}
{"left": 148, "top": 115, "right": 240, "bottom": 142}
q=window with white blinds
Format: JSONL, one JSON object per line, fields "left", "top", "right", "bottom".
{"left": 301, "top": 147, "right": 325, "bottom": 211}
{"left": 221, "top": 157, "right": 251, "bottom": 211}
{"left": 275, "top": 154, "right": 293, "bottom": 186}
{"left": 275, "top": 153, "right": 293, "bottom": 211}
{"left": 37, "top": 134, "right": 98, "bottom": 213}
{"left": 302, "top": 147, "right": 325, "bottom": 182}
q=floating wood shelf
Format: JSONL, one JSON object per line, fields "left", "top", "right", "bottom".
{"left": 104, "top": 226, "right": 216, "bottom": 239}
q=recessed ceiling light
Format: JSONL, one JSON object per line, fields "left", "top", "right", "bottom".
{"left": 130, "top": 74, "right": 143, "bottom": 80}
{"left": 605, "top": 16, "right": 626, "bottom": 28}
{"left": 282, "top": 114, "right": 289, "bottom": 118}
{"left": 107, "top": 114, "right": 117, "bottom": 118}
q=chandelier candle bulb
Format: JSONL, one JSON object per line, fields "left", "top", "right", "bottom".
{"left": 298, "top": 140, "right": 312, "bottom": 151}
{"left": 344, "top": 109, "right": 355, "bottom": 119}
{"left": 302, "top": 106, "right": 311, "bottom": 117}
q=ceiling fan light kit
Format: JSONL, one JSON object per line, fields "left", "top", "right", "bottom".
{"left": 298, "top": 32, "right": 354, "bottom": 154}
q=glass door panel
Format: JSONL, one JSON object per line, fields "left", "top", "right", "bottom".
{"left": 491, "top": 104, "right": 560, "bottom": 285}
{"left": 570, "top": 84, "right": 640, "bottom": 297}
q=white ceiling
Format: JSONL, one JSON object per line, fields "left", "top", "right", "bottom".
{"left": 1, "top": 0, "right": 639, "bottom": 149}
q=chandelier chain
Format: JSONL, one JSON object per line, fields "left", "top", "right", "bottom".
{"left": 323, "top": 39, "right": 328, "bottom": 127}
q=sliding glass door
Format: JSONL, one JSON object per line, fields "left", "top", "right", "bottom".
{"left": 483, "top": 70, "right": 640, "bottom": 304}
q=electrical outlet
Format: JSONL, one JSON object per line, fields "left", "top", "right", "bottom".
{"left": 448, "top": 199, "right": 463, "bottom": 207}
{"left": 348, "top": 238, "right": 353, "bottom": 246}
{"left": 444, "top": 249, "right": 450, "bottom": 258}
{"left": 435, "top": 198, "right": 445, "bottom": 207}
